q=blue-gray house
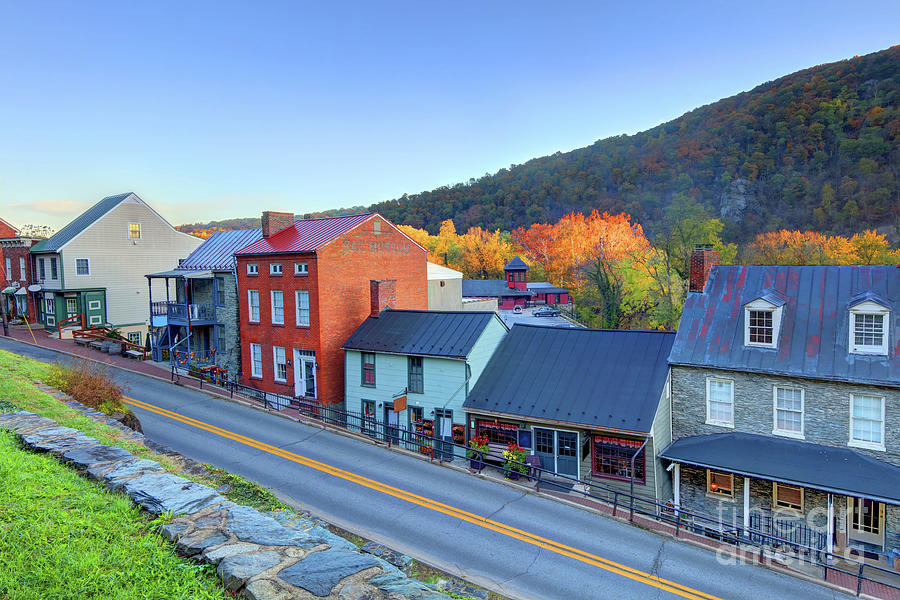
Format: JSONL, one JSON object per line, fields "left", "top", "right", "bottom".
{"left": 147, "top": 229, "right": 262, "bottom": 378}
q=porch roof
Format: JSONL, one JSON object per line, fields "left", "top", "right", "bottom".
{"left": 146, "top": 269, "right": 214, "bottom": 279}
{"left": 660, "top": 432, "right": 900, "bottom": 505}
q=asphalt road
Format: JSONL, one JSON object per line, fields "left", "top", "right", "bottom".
{"left": 1, "top": 337, "right": 851, "bottom": 600}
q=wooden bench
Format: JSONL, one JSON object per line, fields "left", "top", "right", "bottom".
{"left": 483, "top": 442, "right": 508, "bottom": 465}
{"left": 73, "top": 338, "right": 91, "bottom": 347}
{"left": 124, "top": 349, "right": 145, "bottom": 360}
{"left": 88, "top": 341, "right": 103, "bottom": 350}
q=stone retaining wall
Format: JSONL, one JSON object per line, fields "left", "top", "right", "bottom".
{"left": 0, "top": 409, "right": 452, "bottom": 600}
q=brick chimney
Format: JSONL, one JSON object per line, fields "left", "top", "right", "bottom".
{"left": 689, "top": 244, "right": 720, "bottom": 293}
{"left": 261, "top": 211, "right": 294, "bottom": 238}
{"left": 370, "top": 279, "right": 396, "bottom": 317}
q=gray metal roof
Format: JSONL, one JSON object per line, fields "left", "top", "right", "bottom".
{"left": 342, "top": 309, "right": 504, "bottom": 359}
{"left": 179, "top": 229, "right": 263, "bottom": 271}
{"left": 462, "top": 280, "right": 533, "bottom": 298}
{"left": 660, "top": 432, "right": 900, "bottom": 504}
{"left": 31, "top": 193, "right": 134, "bottom": 253}
{"left": 527, "top": 282, "right": 569, "bottom": 294}
{"left": 464, "top": 325, "right": 675, "bottom": 433}
{"left": 669, "top": 265, "right": 900, "bottom": 388}
{"left": 504, "top": 256, "right": 530, "bottom": 271}
{"left": 146, "top": 269, "right": 213, "bottom": 279}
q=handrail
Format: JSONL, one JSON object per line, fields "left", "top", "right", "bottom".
{"left": 167, "top": 368, "right": 900, "bottom": 596}
{"left": 57, "top": 313, "right": 84, "bottom": 339}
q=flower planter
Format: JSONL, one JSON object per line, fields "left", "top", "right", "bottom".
{"left": 469, "top": 459, "right": 484, "bottom": 471}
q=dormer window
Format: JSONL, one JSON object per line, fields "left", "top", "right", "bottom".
{"left": 849, "top": 301, "right": 889, "bottom": 355}
{"left": 744, "top": 298, "right": 782, "bottom": 349}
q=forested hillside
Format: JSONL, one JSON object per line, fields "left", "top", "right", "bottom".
{"left": 370, "top": 46, "right": 900, "bottom": 242}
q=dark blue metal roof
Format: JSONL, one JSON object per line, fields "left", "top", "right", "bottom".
{"left": 462, "top": 280, "right": 533, "bottom": 297}
{"left": 504, "top": 256, "right": 530, "bottom": 271}
{"left": 669, "top": 265, "right": 900, "bottom": 388}
{"left": 464, "top": 325, "right": 675, "bottom": 433}
{"left": 660, "top": 432, "right": 900, "bottom": 504}
{"left": 342, "top": 309, "right": 505, "bottom": 359}
{"left": 179, "top": 229, "right": 263, "bottom": 271}
{"left": 31, "top": 193, "right": 134, "bottom": 253}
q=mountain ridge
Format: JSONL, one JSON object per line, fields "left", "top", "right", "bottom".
{"left": 181, "top": 46, "right": 900, "bottom": 243}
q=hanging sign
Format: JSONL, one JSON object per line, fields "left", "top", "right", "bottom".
{"left": 393, "top": 396, "right": 407, "bottom": 412}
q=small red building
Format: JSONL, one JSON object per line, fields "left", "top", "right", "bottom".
{"left": 461, "top": 256, "right": 570, "bottom": 309}
{"left": 0, "top": 218, "right": 39, "bottom": 321}
{"left": 234, "top": 212, "right": 427, "bottom": 405}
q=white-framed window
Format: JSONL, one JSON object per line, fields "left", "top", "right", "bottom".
{"left": 75, "top": 258, "right": 90, "bottom": 276}
{"left": 247, "top": 263, "right": 258, "bottom": 276}
{"left": 773, "top": 483, "right": 803, "bottom": 511}
{"left": 4, "top": 258, "right": 9, "bottom": 281}
{"left": 38, "top": 258, "right": 45, "bottom": 280}
{"left": 849, "top": 394, "right": 885, "bottom": 451}
{"left": 248, "top": 290, "right": 260, "bottom": 322}
{"left": 250, "top": 343, "right": 263, "bottom": 378}
{"left": 294, "top": 262, "right": 308, "bottom": 276}
{"left": 127, "top": 331, "right": 141, "bottom": 346}
{"left": 706, "top": 470, "right": 734, "bottom": 498}
{"left": 18, "top": 257, "right": 25, "bottom": 281}
{"left": 89, "top": 315, "right": 102, "bottom": 325}
{"left": 295, "top": 290, "right": 310, "bottom": 326}
{"left": 269, "top": 263, "right": 282, "bottom": 276}
{"left": 88, "top": 300, "right": 101, "bottom": 310}
{"left": 849, "top": 302, "right": 889, "bottom": 355}
{"left": 271, "top": 290, "right": 284, "bottom": 324}
{"left": 706, "top": 377, "right": 734, "bottom": 427}
{"left": 65, "top": 298, "right": 77, "bottom": 314}
{"left": 50, "top": 257, "right": 58, "bottom": 280}
{"left": 273, "top": 346, "right": 287, "bottom": 382}
{"left": 773, "top": 386, "right": 804, "bottom": 438}
{"left": 128, "top": 223, "right": 141, "bottom": 239}
{"left": 744, "top": 299, "right": 781, "bottom": 348}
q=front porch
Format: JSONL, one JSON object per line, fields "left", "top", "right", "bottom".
{"left": 661, "top": 432, "right": 900, "bottom": 572}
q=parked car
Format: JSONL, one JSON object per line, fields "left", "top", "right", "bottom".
{"left": 533, "top": 306, "right": 561, "bottom": 317}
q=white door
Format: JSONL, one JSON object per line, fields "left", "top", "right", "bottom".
{"left": 293, "top": 350, "right": 316, "bottom": 399}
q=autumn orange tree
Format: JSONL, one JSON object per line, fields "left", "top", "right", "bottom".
{"left": 398, "top": 220, "right": 515, "bottom": 278}
{"left": 745, "top": 229, "right": 900, "bottom": 265}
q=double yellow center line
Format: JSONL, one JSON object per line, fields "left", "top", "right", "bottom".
{"left": 125, "top": 395, "right": 724, "bottom": 600}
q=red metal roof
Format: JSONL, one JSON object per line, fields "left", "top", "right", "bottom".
{"left": 234, "top": 213, "right": 375, "bottom": 255}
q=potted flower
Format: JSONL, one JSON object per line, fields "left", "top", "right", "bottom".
{"left": 503, "top": 442, "right": 529, "bottom": 480}
{"left": 467, "top": 434, "right": 489, "bottom": 470}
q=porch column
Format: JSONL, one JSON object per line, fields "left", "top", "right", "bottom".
{"left": 672, "top": 463, "right": 681, "bottom": 508}
{"left": 147, "top": 278, "right": 153, "bottom": 327}
{"left": 743, "top": 477, "right": 750, "bottom": 534}
{"left": 827, "top": 494, "right": 834, "bottom": 555}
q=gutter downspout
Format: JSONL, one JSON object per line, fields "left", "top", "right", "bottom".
{"left": 629, "top": 437, "right": 650, "bottom": 521}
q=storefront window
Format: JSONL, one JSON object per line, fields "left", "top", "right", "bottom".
{"left": 476, "top": 420, "right": 518, "bottom": 446}
{"left": 592, "top": 436, "right": 645, "bottom": 483}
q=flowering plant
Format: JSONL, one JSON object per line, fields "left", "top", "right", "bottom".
{"left": 503, "top": 442, "right": 529, "bottom": 475}
{"left": 467, "top": 434, "right": 490, "bottom": 459}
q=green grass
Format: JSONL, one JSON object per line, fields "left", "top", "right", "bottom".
{"left": 0, "top": 349, "right": 180, "bottom": 468}
{"left": 0, "top": 431, "right": 228, "bottom": 600}
{"left": 202, "top": 464, "right": 290, "bottom": 512}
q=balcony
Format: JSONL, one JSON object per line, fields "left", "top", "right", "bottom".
{"left": 151, "top": 301, "right": 217, "bottom": 325}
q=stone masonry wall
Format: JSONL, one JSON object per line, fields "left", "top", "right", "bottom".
{"left": 671, "top": 366, "right": 900, "bottom": 466}
{"left": 221, "top": 271, "right": 242, "bottom": 379}
{"left": 0, "top": 409, "right": 452, "bottom": 600}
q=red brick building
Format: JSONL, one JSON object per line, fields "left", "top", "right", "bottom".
{"left": 234, "top": 212, "right": 427, "bottom": 405}
{"left": 0, "top": 218, "right": 39, "bottom": 321}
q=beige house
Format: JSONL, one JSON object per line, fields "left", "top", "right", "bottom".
{"left": 427, "top": 262, "right": 463, "bottom": 310}
{"left": 30, "top": 192, "right": 202, "bottom": 345}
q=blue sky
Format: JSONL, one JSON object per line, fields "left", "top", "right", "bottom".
{"left": 1, "top": 1, "right": 897, "bottom": 229}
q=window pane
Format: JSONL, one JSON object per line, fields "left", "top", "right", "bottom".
{"left": 749, "top": 310, "right": 773, "bottom": 344}
{"left": 851, "top": 395, "right": 883, "bottom": 444}
{"left": 854, "top": 314, "right": 884, "bottom": 347}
